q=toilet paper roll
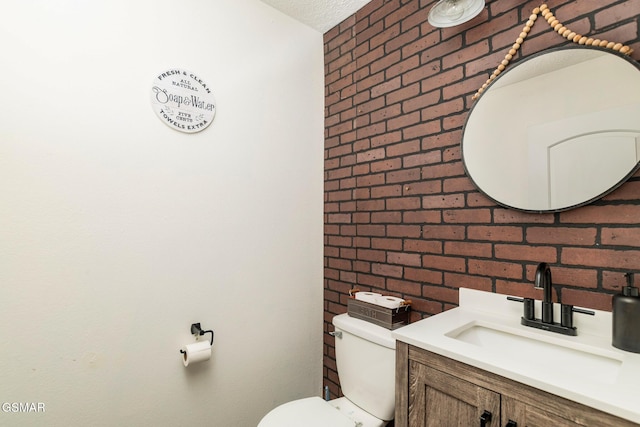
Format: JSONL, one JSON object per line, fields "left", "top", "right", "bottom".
{"left": 181, "top": 340, "right": 212, "bottom": 367}
{"left": 354, "top": 291, "right": 382, "bottom": 304}
{"left": 374, "top": 296, "right": 405, "bottom": 309}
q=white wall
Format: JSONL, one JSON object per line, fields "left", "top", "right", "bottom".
{"left": 0, "top": 1, "right": 324, "bottom": 426}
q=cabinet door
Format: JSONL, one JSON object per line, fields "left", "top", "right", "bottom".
{"left": 502, "top": 395, "right": 605, "bottom": 427}
{"left": 524, "top": 408, "right": 588, "bottom": 427}
{"left": 409, "top": 360, "right": 500, "bottom": 427}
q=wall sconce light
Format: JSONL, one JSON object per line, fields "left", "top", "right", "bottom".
{"left": 428, "top": 0, "right": 485, "bottom": 28}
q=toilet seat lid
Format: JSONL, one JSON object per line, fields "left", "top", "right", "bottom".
{"left": 258, "top": 397, "right": 355, "bottom": 427}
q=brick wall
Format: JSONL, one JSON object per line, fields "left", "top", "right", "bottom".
{"left": 323, "top": 0, "right": 640, "bottom": 398}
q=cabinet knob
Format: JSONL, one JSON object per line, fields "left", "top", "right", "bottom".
{"left": 480, "top": 410, "right": 492, "bottom": 427}
{"left": 505, "top": 421, "right": 517, "bottom": 427}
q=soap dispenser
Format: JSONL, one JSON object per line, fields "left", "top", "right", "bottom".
{"left": 612, "top": 272, "right": 640, "bottom": 353}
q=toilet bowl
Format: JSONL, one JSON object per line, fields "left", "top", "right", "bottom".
{"left": 258, "top": 313, "right": 400, "bottom": 427}
{"left": 257, "top": 396, "right": 383, "bottom": 427}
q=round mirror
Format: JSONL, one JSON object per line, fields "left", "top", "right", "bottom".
{"left": 462, "top": 46, "right": 640, "bottom": 212}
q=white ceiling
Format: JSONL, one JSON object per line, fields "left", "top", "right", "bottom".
{"left": 260, "top": 0, "right": 373, "bottom": 33}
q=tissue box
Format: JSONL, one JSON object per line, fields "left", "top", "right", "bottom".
{"left": 347, "top": 298, "right": 410, "bottom": 330}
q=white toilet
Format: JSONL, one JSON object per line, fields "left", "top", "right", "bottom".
{"left": 258, "top": 313, "right": 399, "bottom": 427}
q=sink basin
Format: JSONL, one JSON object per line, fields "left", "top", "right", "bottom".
{"left": 446, "top": 322, "right": 622, "bottom": 385}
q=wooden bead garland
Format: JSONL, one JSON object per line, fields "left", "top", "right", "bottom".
{"left": 471, "top": 4, "right": 634, "bottom": 101}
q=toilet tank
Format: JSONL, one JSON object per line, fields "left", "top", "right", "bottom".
{"left": 332, "top": 313, "right": 398, "bottom": 421}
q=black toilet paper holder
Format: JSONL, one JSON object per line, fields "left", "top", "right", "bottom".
{"left": 179, "top": 323, "right": 214, "bottom": 354}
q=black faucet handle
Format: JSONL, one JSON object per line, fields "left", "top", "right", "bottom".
{"left": 507, "top": 296, "right": 535, "bottom": 320}
{"left": 561, "top": 304, "right": 595, "bottom": 328}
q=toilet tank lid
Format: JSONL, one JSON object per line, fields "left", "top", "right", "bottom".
{"left": 332, "top": 313, "right": 396, "bottom": 349}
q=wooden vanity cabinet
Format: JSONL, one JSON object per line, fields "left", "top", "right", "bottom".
{"left": 395, "top": 342, "right": 638, "bottom": 427}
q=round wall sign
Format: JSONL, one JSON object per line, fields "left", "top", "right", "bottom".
{"left": 150, "top": 69, "right": 216, "bottom": 133}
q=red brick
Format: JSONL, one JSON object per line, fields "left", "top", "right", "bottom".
{"left": 403, "top": 151, "right": 442, "bottom": 168}
{"left": 423, "top": 194, "right": 465, "bottom": 209}
{"left": 594, "top": 1, "right": 640, "bottom": 29}
{"left": 403, "top": 60, "right": 441, "bottom": 87}
{"left": 370, "top": 131, "right": 402, "bottom": 148}
{"left": 443, "top": 145, "right": 460, "bottom": 163}
{"left": 357, "top": 225, "right": 385, "bottom": 236}
{"left": 387, "top": 224, "right": 422, "bottom": 238}
{"left": 420, "top": 67, "right": 464, "bottom": 94}
{"left": 372, "top": 262, "right": 403, "bottom": 278}
{"left": 493, "top": 209, "right": 555, "bottom": 224}
{"left": 445, "top": 242, "right": 492, "bottom": 258}
{"left": 387, "top": 111, "right": 421, "bottom": 131}
{"left": 371, "top": 76, "right": 402, "bottom": 98}
{"left": 327, "top": 190, "right": 351, "bottom": 202}
{"left": 403, "top": 180, "right": 442, "bottom": 195}
{"left": 386, "top": 54, "right": 420, "bottom": 81}
{"left": 404, "top": 267, "right": 443, "bottom": 285}
{"left": 371, "top": 211, "right": 401, "bottom": 223}
{"left": 467, "top": 226, "right": 523, "bottom": 242}
{"left": 372, "top": 237, "right": 403, "bottom": 251}
{"left": 370, "top": 105, "right": 402, "bottom": 125}
{"left": 386, "top": 82, "right": 421, "bottom": 105}
{"left": 356, "top": 173, "right": 385, "bottom": 187}
{"left": 404, "top": 239, "right": 443, "bottom": 254}
{"left": 443, "top": 208, "right": 491, "bottom": 223}
{"left": 407, "top": 299, "right": 443, "bottom": 317}
{"left": 423, "top": 225, "right": 465, "bottom": 240}
{"left": 561, "top": 288, "right": 613, "bottom": 311}
{"left": 550, "top": 267, "right": 598, "bottom": 289}
{"left": 401, "top": 31, "right": 440, "bottom": 59}
{"left": 444, "top": 272, "right": 493, "bottom": 292}
{"left": 353, "top": 260, "right": 371, "bottom": 273}
{"left": 402, "top": 91, "right": 440, "bottom": 113}
{"left": 371, "top": 184, "right": 402, "bottom": 198}
{"left": 328, "top": 258, "right": 352, "bottom": 271}
{"left": 352, "top": 212, "right": 371, "bottom": 224}
{"left": 422, "top": 161, "right": 465, "bottom": 179}
{"left": 356, "top": 199, "right": 384, "bottom": 211}
{"left": 403, "top": 120, "right": 441, "bottom": 139}
{"left": 468, "top": 259, "right": 523, "bottom": 279}
{"left": 603, "top": 181, "right": 640, "bottom": 201}
{"left": 371, "top": 158, "right": 402, "bottom": 173}
{"left": 603, "top": 271, "right": 634, "bottom": 293}
{"left": 494, "top": 244, "right": 558, "bottom": 263}
{"left": 422, "top": 285, "right": 459, "bottom": 304}
{"left": 325, "top": 267, "right": 340, "bottom": 281}
{"left": 387, "top": 168, "right": 420, "bottom": 183}
{"left": 386, "top": 196, "right": 421, "bottom": 210}
{"left": 526, "top": 227, "right": 597, "bottom": 246}
{"left": 356, "top": 147, "right": 385, "bottom": 163}
{"left": 327, "top": 213, "right": 352, "bottom": 224}
{"left": 386, "top": 140, "right": 420, "bottom": 157}
{"left": 560, "top": 205, "right": 640, "bottom": 224}
{"left": 562, "top": 248, "right": 640, "bottom": 270}
{"left": 341, "top": 225, "right": 357, "bottom": 236}
{"left": 340, "top": 270, "right": 357, "bottom": 283}
{"left": 357, "top": 273, "right": 385, "bottom": 288}
{"left": 339, "top": 201, "right": 356, "bottom": 212}
{"left": 601, "top": 228, "right": 640, "bottom": 248}
{"left": 387, "top": 278, "right": 421, "bottom": 296}
{"left": 422, "top": 130, "right": 461, "bottom": 150}
{"left": 423, "top": 254, "right": 466, "bottom": 272}
{"left": 403, "top": 210, "right": 441, "bottom": 224}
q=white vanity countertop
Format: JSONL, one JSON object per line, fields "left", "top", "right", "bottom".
{"left": 392, "top": 288, "right": 640, "bottom": 424}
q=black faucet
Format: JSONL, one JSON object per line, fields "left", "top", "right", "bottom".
{"left": 534, "top": 262, "right": 554, "bottom": 324}
{"left": 507, "top": 262, "right": 595, "bottom": 336}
